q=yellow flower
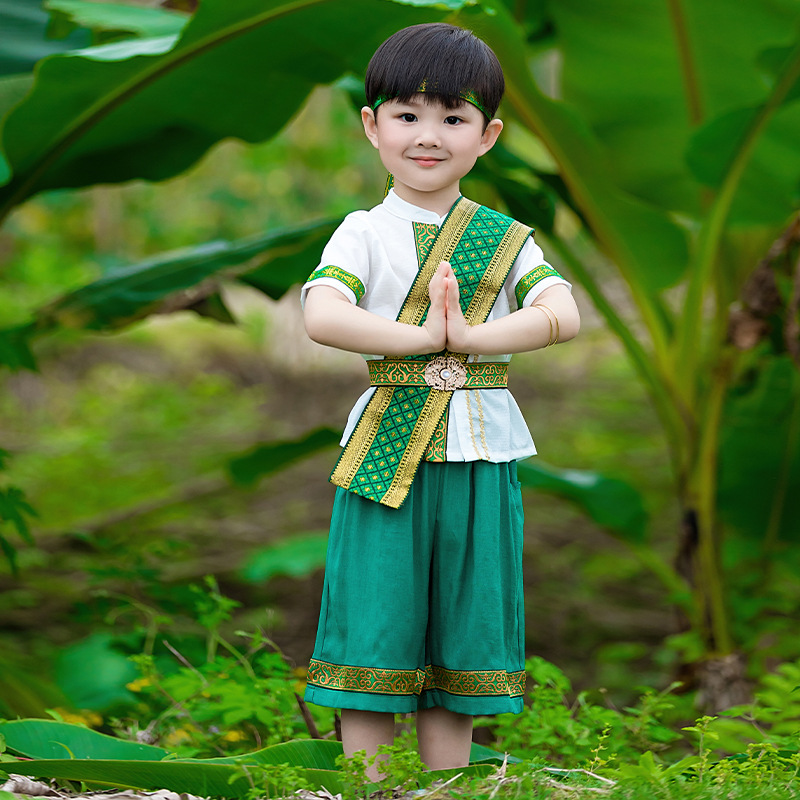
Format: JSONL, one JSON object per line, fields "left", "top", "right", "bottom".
{"left": 51, "top": 709, "right": 103, "bottom": 728}
{"left": 221, "top": 730, "right": 247, "bottom": 742}
{"left": 164, "top": 728, "right": 193, "bottom": 748}
{"left": 126, "top": 677, "right": 152, "bottom": 693}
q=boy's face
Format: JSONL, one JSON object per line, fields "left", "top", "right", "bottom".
{"left": 361, "top": 95, "right": 502, "bottom": 212}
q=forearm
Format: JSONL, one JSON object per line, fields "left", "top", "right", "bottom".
{"left": 451, "top": 287, "right": 580, "bottom": 355}
{"left": 304, "top": 286, "right": 441, "bottom": 356}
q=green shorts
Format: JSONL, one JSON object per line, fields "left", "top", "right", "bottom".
{"left": 304, "top": 460, "right": 525, "bottom": 716}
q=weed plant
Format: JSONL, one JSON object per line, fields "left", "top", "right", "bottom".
{"left": 478, "top": 656, "right": 681, "bottom": 766}
{"left": 110, "top": 576, "right": 328, "bottom": 756}
{"left": 9, "top": 579, "right": 798, "bottom": 799}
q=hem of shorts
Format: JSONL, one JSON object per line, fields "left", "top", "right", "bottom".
{"left": 304, "top": 685, "right": 524, "bottom": 716}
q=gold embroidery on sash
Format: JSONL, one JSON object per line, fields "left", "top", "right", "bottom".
{"left": 330, "top": 388, "right": 394, "bottom": 490}
{"left": 381, "top": 389, "right": 453, "bottom": 508}
{"left": 465, "top": 223, "right": 534, "bottom": 323}
{"left": 398, "top": 200, "right": 479, "bottom": 326}
{"left": 424, "top": 409, "right": 448, "bottom": 462}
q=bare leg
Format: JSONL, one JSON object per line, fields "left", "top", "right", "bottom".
{"left": 416, "top": 707, "right": 473, "bottom": 770}
{"left": 341, "top": 709, "right": 395, "bottom": 782}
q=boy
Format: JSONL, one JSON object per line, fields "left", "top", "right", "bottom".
{"left": 301, "top": 23, "right": 579, "bottom": 778}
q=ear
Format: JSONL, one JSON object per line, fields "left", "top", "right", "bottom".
{"left": 477, "top": 118, "right": 503, "bottom": 156}
{"left": 361, "top": 106, "right": 380, "bottom": 149}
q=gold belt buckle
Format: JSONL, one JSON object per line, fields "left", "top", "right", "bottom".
{"left": 424, "top": 355, "right": 467, "bottom": 390}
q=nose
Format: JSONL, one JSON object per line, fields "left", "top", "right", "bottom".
{"left": 415, "top": 121, "right": 441, "bottom": 148}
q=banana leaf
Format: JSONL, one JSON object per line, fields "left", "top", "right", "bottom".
{"left": 227, "top": 428, "right": 340, "bottom": 487}
{"left": 36, "top": 218, "right": 341, "bottom": 332}
{"left": 0, "top": 218, "right": 341, "bottom": 368}
{"left": 0, "top": 719, "right": 167, "bottom": 760}
{"left": 45, "top": 0, "right": 189, "bottom": 42}
{"left": 518, "top": 461, "right": 648, "bottom": 544}
{"left": 0, "top": 0, "right": 89, "bottom": 77}
{"left": 5, "top": 757, "right": 344, "bottom": 797}
{"left": 0, "top": 0, "right": 462, "bottom": 212}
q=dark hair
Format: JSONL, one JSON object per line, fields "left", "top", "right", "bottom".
{"left": 365, "top": 23, "right": 504, "bottom": 119}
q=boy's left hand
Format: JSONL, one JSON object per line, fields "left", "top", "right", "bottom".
{"left": 442, "top": 262, "right": 472, "bottom": 353}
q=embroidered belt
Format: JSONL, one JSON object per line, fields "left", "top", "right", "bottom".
{"left": 368, "top": 356, "right": 508, "bottom": 390}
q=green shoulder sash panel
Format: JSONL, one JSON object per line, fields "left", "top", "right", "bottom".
{"left": 330, "top": 198, "right": 532, "bottom": 508}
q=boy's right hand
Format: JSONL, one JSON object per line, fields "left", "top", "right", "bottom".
{"left": 422, "top": 262, "right": 449, "bottom": 352}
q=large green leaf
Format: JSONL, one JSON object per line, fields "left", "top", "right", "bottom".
{"left": 54, "top": 633, "right": 138, "bottom": 711}
{"left": 685, "top": 40, "right": 800, "bottom": 225}
{"left": 228, "top": 428, "right": 340, "bottom": 487}
{"left": 0, "top": 719, "right": 167, "bottom": 760}
{"left": 37, "top": 218, "right": 340, "bottom": 329}
{"left": 517, "top": 461, "right": 648, "bottom": 543}
{"left": 462, "top": 3, "right": 689, "bottom": 293}
{"left": 2, "top": 728, "right": 345, "bottom": 796}
{"left": 185, "top": 738, "right": 343, "bottom": 768}
{"left": 46, "top": 0, "right": 189, "bottom": 42}
{"left": 0, "top": 0, "right": 89, "bottom": 77}
{"left": 0, "top": 0, "right": 458, "bottom": 208}
{"left": 7, "top": 757, "right": 345, "bottom": 797}
{"left": 0, "top": 218, "right": 340, "bottom": 368}
{"left": 8, "top": 737, "right": 496, "bottom": 798}
{"left": 717, "top": 356, "right": 800, "bottom": 541}
{"left": 546, "top": 0, "right": 800, "bottom": 221}
{"left": 239, "top": 531, "right": 329, "bottom": 583}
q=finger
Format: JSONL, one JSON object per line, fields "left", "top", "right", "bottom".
{"left": 445, "top": 277, "right": 462, "bottom": 316}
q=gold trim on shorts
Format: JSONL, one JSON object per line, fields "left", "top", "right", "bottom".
{"left": 307, "top": 658, "right": 526, "bottom": 698}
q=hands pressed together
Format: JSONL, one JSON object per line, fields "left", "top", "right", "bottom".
{"left": 304, "top": 261, "right": 578, "bottom": 357}
{"left": 423, "top": 261, "right": 471, "bottom": 353}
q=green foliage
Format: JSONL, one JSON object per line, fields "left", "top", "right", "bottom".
{"left": 239, "top": 532, "right": 328, "bottom": 584}
{"left": 0, "top": 448, "right": 36, "bottom": 574}
{"left": 229, "top": 760, "right": 311, "bottom": 800}
{"left": 46, "top": 0, "right": 188, "bottom": 44}
{"left": 55, "top": 633, "right": 138, "bottom": 710}
{"left": 121, "top": 649, "right": 317, "bottom": 757}
{"left": 0, "top": 0, "right": 458, "bottom": 209}
{"left": 706, "top": 658, "right": 800, "bottom": 753}
{"left": 5, "top": 649, "right": 800, "bottom": 799}
{"left": 480, "top": 657, "right": 681, "bottom": 767}
{"left": 5, "top": 740, "right": 347, "bottom": 798}
{"left": 517, "top": 461, "right": 648, "bottom": 544}
{"left": 0, "top": 718, "right": 166, "bottom": 760}
{"left": 336, "top": 736, "right": 426, "bottom": 798}
{"left": 228, "top": 428, "right": 339, "bottom": 488}
{"left": 104, "top": 576, "right": 328, "bottom": 757}
{"left": 2, "top": 0, "right": 800, "bottom": 722}
{"left": 0, "top": 0, "right": 89, "bottom": 77}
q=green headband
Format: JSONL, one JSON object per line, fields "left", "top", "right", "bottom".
{"left": 370, "top": 80, "right": 491, "bottom": 120}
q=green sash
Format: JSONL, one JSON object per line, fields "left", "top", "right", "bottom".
{"left": 330, "top": 197, "right": 532, "bottom": 508}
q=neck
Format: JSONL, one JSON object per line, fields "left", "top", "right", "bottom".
{"left": 391, "top": 182, "right": 461, "bottom": 218}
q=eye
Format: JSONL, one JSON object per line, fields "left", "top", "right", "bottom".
{"left": 399, "top": 113, "right": 417, "bottom": 123}
{"left": 444, "top": 115, "right": 463, "bottom": 125}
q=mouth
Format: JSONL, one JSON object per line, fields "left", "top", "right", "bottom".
{"left": 410, "top": 156, "right": 443, "bottom": 167}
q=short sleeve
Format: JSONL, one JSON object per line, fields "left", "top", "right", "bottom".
{"left": 506, "top": 237, "right": 572, "bottom": 310}
{"left": 300, "top": 211, "right": 373, "bottom": 307}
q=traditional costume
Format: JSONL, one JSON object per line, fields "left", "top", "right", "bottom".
{"left": 301, "top": 189, "right": 570, "bottom": 715}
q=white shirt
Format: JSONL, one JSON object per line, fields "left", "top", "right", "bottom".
{"left": 301, "top": 190, "right": 571, "bottom": 462}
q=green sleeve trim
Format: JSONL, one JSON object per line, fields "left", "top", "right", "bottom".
{"left": 306, "top": 265, "right": 365, "bottom": 303}
{"left": 514, "top": 264, "right": 564, "bottom": 308}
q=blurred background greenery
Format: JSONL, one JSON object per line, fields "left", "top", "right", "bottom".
{"left": 1, "top": 0, "right": 799, "bottom": 756}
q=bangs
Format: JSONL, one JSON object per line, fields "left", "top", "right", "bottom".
{"left": 365, "top": 24, "right": 504, "bottom": 118}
